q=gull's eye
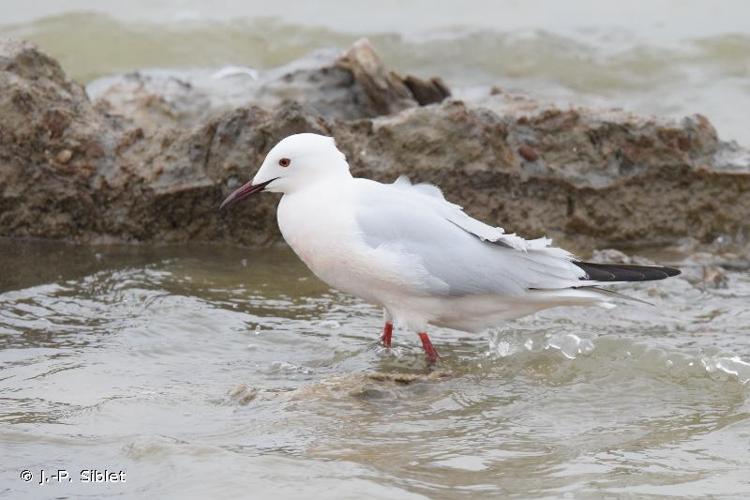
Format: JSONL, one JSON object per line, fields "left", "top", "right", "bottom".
{"left": 279, "top": 158, "right": 291, "bottom": 167}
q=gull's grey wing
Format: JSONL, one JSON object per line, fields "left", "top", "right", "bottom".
{"left": 390, "top": 176, "right": 563, "bottom": 253}
{"left": 352, "top": 178, "right": 586, "bottom": 297}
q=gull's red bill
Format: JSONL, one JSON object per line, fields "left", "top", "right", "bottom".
{"left": 219, "top": 178, "right": 277, "bottom": 210}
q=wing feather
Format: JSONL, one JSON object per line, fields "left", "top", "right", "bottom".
{"left": 392, "top": 176, "right": 571, "bottom": 257}
{"left": 353, "top": 178, "right": 586, "bottom": 297}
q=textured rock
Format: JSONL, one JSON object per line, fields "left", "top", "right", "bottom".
{"left": 1, "top": 38, "right": 749, "bottom": 251}
{"left": 87, "top": 39, "right": 450, "bottom": 132}
{"left": 0, "top": 39, "right": 116, "bottom": 240}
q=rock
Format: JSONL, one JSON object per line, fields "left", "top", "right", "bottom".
{"left": 701, "top": 266, "right": 730, "bottom": 289}
{"left": 87, "top": 38, "right": 450, "bottom": 132}
{"left": 334, "top": 39, "right": 449, "bottom": 113}
{"left": 403, "top": 75, "right": 451, "bottom": 106}
{"left": 1, "top": 38, "right": 750, "bottom": 251}
{"left": 91, "top": 71, "right": 214, "bottom": 133}
{"left": 0, "top": 39, "right": 118, "bottom": 240}
{"left": 589, "top": 249, "right": 657, "bottom": 266}
{"left": 676, "top": 251, "right": 750, "bottom": 289}
{"left": 287, "top": 371, "right": 451, "bottom": 403}
{"left": 228, "top": 384, "right": 258, "bottom": 405}
{"left": 55, "top": 149, "right": 73, "bottom": 165}
{"left": 590, "top": 249, "right": 634, "bottom": 265}
{"left": 517, "top": 144, "right": 539, "bottom": 162}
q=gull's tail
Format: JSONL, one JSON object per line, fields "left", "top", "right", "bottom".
{"left": 526, "top": 262, "right": 678, "bottom": 313}
{"left": 573, "top": 261, "right": 681, "bottom": 282}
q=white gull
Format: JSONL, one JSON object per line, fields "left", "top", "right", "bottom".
{"left": 220, "top": 133, "right": 680, "bottom": 362}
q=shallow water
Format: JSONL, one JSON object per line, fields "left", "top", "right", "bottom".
{"left": 1, "top": 0, "right": 750, "bottom": 146}
{"left": 1, "top": 238, "right": 749, "bottom": 498}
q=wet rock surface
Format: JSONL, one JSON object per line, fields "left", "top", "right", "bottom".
{"left": 1, "top": 38, "right": 749, "bottom": 250}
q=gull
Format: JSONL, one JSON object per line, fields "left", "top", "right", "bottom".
{"left": 220, "top": 133, "right": 680, "bottom": 363}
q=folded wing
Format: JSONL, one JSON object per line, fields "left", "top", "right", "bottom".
{"left": 354, "top": 178, "right": 589, "bottom": 297}
{"left": 354, "top": 177, "right": 679, "bottom": 298}
{"left": 391, "top": 176, "right": 567, "bottom": 255}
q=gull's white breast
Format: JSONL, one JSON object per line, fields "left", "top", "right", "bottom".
{"left": 276, "top": 180, "right": 391, "bottom": 305}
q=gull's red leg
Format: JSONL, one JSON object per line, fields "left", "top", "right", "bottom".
{"left": 381, "top": 321, "right": 393, "bottom": 348}
{"left": 418, "top": 332, "right": 439, "bottom": 364}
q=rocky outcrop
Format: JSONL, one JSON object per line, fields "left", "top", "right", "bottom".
{"left": 87, "top": 39, "right": 450, "bottom": 132}
{"left": 0, "top": 39, "right": 118, "bottom": 240}
{"left": 1, "top": 38, "right": 749, "bottom": 250}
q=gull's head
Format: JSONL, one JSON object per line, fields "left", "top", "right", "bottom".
{"left": 220, "top": 133, "right": 350, "bottom": 209}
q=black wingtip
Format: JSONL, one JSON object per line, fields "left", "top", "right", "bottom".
{"left": 574, "top": 261, "right": 681, "bottom": 282}
{"left": 662, "top": 266, "right": 681, "bottom": 277}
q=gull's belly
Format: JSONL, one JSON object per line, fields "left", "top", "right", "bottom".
{"left": 287, "top": 234, "right": 386, "bottom": 305}
{"left": 277, "top": 192, "right": 386, "bottom": 304}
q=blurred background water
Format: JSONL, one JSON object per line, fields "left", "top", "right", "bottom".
{"left": 1, "top": 0, "right": 749, "bottom": 145}
{"left": 2, "top": 2, "right": 750, "bottom": 498}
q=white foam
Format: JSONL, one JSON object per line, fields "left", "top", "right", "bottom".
{"left": 701, "top": 355, "right": 750, "bottom": 385}
{"left": 544, "top": 333, "right": 595, "bottom": 360}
